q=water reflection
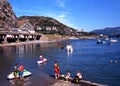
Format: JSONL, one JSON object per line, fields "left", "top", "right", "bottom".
{"left": 9, "top": 77, "right": 31, "bottom": 86}
{"left": 0, "top": 44, "right": 42, "bottom": 86}
{"left": 0, "top": 39, "right": 120, "bottom": 86}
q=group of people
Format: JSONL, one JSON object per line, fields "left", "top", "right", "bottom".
{"left": 14, "top": 63, "right": 24, "bottom": 80}
{"left": 53, "top": 61, "right": 82, "bottom": 83}
{"left": 13, "top": 58, "right": 81, "bottom": 83}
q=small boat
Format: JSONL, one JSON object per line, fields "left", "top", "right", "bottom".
{"left": 37, "top": 58, "right": 47, "bottom": 64}
{"left": 66, "top": 45, "right": 73, "bottom": 53}
{"left": 110, "top": 39, "right": 118, "bottom": 42}
{"left": 7, "top": 69, "right": 32, "bottom": 80}
{"left": 69, "top": 36, "right": 79, "bottom": 40}
{"left": 96, "top": 39, "right": 103, "bottom": 44}
{"left": 59, "top": 46, "right": 64, "bottom": 49}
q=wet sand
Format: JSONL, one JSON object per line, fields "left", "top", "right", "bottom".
{"left": 49, "top": 77, "right": 108, "bottom": 86}
{"left": 8, "top": 71, "right": 56, "bottom": 86}
{"left": 6, "top": 69, "right": 107, "bottom": 86}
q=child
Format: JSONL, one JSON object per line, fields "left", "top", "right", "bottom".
{"left": 65, "top": 71, "right": 71, "bottom": 81}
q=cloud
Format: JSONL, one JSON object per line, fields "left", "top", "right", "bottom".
{"left": 12, "top": 3, "right": 77, "bottom": 29}
{"left": 55, "top": 0, "right": 66, "bottom": 8}
{"left": 57, "top": 13, "right": 66, "bottom": 20}
{"left": 46, "top": 13, "right": 77, "bottom": 29}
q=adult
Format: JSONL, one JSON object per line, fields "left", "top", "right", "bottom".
{"left": 13, "top": 63, "right": 18, "bottom": 79}
{"left": 53, "top": 61, "right": 60, "bottom": 79}
{"left": 18, "top": 64, "right": 24, "bottom": 80}
{"left": 76, "top": 71, "right": 82, "bottom": 79}
{"left": 73, "top": 71, "right": 82, "bottom": 83}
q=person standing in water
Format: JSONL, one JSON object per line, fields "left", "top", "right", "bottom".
{"left": 18, "top": 64, "right": 24, "bottom": 80}
{"left": 53, "top": 61, "right": 60, "bottom": 79}
{"left": 14, "top": 63, "right": 18, "bottom": 79}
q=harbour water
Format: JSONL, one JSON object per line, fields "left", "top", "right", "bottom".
{"left": 0, "top": 38, "right": 120, "bottom": 86}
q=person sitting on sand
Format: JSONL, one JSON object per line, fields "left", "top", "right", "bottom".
{"left": 73, "top": 71, "right": 82, "bottom": 83}
{"left": 76, "top": 71, "right": 82, "bottom": 79}
{"left": 53, "top": 61, "right": 60, "bottom": 79}
{"left": 65, "top": 71, "right": 71, "bottom": 81}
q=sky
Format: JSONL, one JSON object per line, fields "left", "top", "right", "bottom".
{"left": 8, "top": 0, "right": 120, "bottom": 32}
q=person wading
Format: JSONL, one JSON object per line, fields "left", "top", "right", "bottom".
{"left": 13, "top": 63, "right": 18, "bottom": 79}
{"left": 18, "top": 64, "right": 24, "bottom": 80}
{"left": 53, "top": 61, "right": 60, "bottom": 79}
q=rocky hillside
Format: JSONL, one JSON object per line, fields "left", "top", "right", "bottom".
{"left": 0, "top": 0, "right": 17, "bottom": 30}
{"left": 18, "top": 16, "right": 77, "bottom": 35}
{"left": 0, "top": 0, "right": 96, "bottom": 37}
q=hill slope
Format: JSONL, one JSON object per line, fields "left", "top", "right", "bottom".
{"left": 18, "top": 16, "right": 77, "bottom": 35}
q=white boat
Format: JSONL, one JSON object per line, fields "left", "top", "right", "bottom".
{"left": 37, "top": 58, "right": 47, "bottom": 64}
{"left": 69, "top": 36, "right": 79, "bottom": 40}
{"left": 110, "top": 39, "right": 118, "bottom": 42}
{"left": 66, "top": 45, "right": 73, "bottom": 53}
{"left": 7, "top": 69, "right": 32, "bottom": 80}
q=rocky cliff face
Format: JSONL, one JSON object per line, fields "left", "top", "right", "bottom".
{"left": 0, "top": 0, "right": 17, "bottom": 30}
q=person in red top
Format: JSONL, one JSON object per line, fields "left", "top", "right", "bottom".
{"left": 53, "top": 61, "right": 60, "bottom": 79}
{"left": 18, "top": 64, "right": 24, "bottom": 80}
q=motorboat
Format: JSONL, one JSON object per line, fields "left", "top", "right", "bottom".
{"left": 66, "top": 45, "right": 73, "bottom": 53}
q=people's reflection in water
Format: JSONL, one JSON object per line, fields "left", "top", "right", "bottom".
{"left": 9, "top": 77, "right": 31, "bottom": 86}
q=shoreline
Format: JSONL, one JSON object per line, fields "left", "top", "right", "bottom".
{"left": 50, "top": 79, "right": 108, "bottom": 86}
{"left": 0, "top": 35, "right": 98, "bottom": 47}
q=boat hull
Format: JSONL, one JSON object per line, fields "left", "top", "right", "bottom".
{"left": 7, "top": 69, "right": 32, "bottom": 80}
{"left": 37, "top": 59, "right": 47, "bottom": 64}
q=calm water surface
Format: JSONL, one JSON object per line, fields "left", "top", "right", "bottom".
{"left": 0, "top": 38, "right": 120, "bottom": 86}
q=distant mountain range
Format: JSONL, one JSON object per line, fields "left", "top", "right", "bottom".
{"left": 91, "top": 27, "right": 120, "bottom": 36}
